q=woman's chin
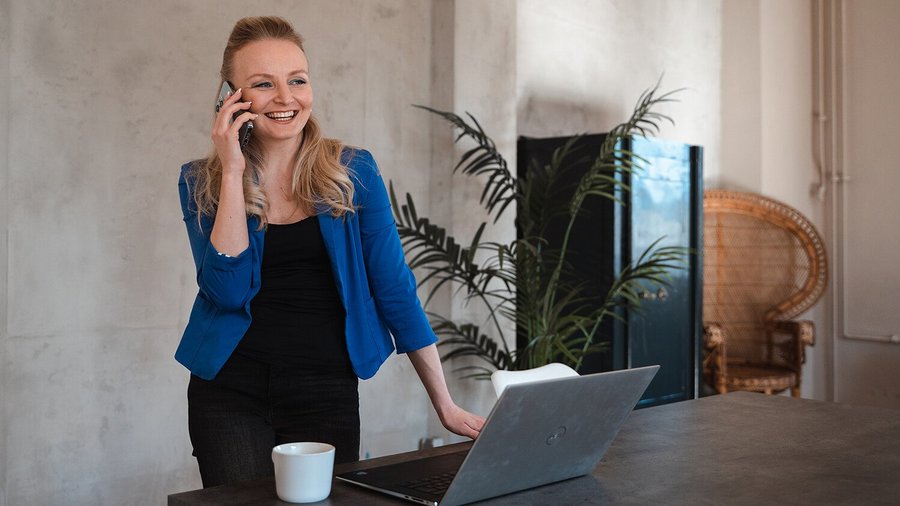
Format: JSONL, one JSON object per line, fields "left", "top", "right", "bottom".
{"left": 256, "top": 129, "right": 304, "bottom": 146}
{"left": 258, "top": 120, "right": 309, "bottom": 143}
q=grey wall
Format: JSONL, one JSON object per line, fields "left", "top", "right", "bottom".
{"left": 423, "top": 0, "right": 518, "bottom": 444}
{"left": 0, "top": 0, "right": 449, "bottom": 503}
{"left": 1, "top": 0, "right": 11, "bottom": 504}
{"left": 1, "top": 1, "right": 729, "bottom": 504}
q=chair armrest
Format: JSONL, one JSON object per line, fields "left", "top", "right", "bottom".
{"left": 703, "top": 322, "right": 728, "bottom": 394}
{"left": 704, "top": 322, "right": 726, "bottom": 349}
{"left": 772, "top": 320, "right": 815, "bottom": 346}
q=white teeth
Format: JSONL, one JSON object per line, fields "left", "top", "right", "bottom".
{"left": 265, "top": 111, "right": 296, "bottom": 120}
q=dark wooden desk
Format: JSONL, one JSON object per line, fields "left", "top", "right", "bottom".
{"left": 168, "top": 392, "right": 900, "bottom": 505}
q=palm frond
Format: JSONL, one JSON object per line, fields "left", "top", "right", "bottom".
{"left": 388, "top": 81, "right": 688, "bottom": 379}
{"left": 571, "top": 239, "right": 690, "bottom": 370}
{"left": 546, "top": 81, "right": 683, "bottom": 314}
{"left": 414, "top": 105, "right": 517, "bottom": 223}
{"left": 519, "top": 138, "right": 591, "bottom": 238}
{"left": 389, "top": 183, "right": 484, "bottom": 302}
{"left": 431, "top": 316, "right": 514, "bottom": 371}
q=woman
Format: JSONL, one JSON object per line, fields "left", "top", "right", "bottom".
{"left": 177, "top": 16, "right": 484, "bottom": 488}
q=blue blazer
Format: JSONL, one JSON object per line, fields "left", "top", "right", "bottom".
{"left": 176, "top": 148, "right": 437, "bottom": 380}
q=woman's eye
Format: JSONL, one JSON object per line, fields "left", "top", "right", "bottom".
{"left": 290, "top": 78, "right": 307, "bottom": 86}
{"left": 252, "top": 82, "right": 272, "bottom": 88}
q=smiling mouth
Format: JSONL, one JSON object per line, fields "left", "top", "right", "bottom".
{"left": 264, "top": 111, "right": 297, "bottom": 123}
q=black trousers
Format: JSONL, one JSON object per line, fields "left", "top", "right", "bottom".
{"left": 187, "top": 352, "right": 360, "bottom": 488}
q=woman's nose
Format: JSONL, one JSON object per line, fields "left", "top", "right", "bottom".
{"left": 275, "top": 84, "right": 292, "bottom": 104}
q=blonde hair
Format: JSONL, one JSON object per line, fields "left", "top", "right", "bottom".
{"left": 191, "top": 16, "right": 355, "bottom": 228}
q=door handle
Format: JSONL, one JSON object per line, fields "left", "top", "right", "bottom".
{"left": 639, "top": 287, "right": 669, "bottom": 301}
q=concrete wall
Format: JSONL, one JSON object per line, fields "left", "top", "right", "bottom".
{"left": 10, "top": 0, "right": 895, "bottom": 504}
{"left": 425, "top": 0, "right": 519, "bottom": 443}
{"left": 517, "top": 0, "right": 723, "bottom": 178}
{"left": 1, "top": 0, "right": 10, "bottom": 504}
{"left": 432, "top": 0, "right": 725, "bottom": 442}
{"left": 0, "top": 0, "right": 446, "bottom": 503}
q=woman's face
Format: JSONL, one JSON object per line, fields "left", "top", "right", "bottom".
{"left": 230, "top": 39, "right": 313, "bottom": 147}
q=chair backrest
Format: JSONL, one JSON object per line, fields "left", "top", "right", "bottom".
{"left": 490, "top": 363, "right": 579, "bottom": 398}
{"left": 703, "top": 190, "right": 827, "bottom": 365}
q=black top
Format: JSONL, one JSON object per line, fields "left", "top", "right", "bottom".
{"left": 236, "top": 216, "right": 352, "bottom": 372}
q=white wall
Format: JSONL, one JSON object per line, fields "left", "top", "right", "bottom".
{"left": 721, "top": 0, "right": 900, "bottom": 407}
{"left": 517, "top": 0, "right": 723, "bottom": 177}
{"left": 833, "top": 0, "right": 900, "bottom": 407}
{"left": 721, "top": 0, "right": 829, "bottom": 400}
{"left": 719, "top": 0, "right": 761, "bottom": 190}
{"left": 758, "top": 0, "right": 832, "bottom": 401}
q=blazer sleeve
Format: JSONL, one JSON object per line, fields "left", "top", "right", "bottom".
{"left": 352, "top": 151, "right": 438, "bottom": 353}
{"left": 178, "top": 162, "right": 256, "bottom": 311}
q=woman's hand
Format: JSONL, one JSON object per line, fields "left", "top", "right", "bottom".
{"left": 437, "top": 403, "right": 486, "bottom": 440}
{"left": 211, "top": 87, "right": 256, "bottom": 175}
{"left": 407, "top": 345, "right": 486, "bottom": 440}
{"left": 208, "top": 86, "right": 254, "bottom": 258}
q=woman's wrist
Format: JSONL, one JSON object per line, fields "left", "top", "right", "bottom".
{"left": 432, "top": 396, "right": 458, "bottom": 421}
{"left": 220, "top": 170, "right": 244, "bottom": 183}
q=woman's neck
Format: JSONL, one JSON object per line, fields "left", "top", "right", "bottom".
{"left": 259, "top": 134, "right": 303, "bottom": 180}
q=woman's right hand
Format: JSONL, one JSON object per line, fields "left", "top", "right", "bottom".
{"left": 211, "top": 87, "right": 257, "bottom": 175}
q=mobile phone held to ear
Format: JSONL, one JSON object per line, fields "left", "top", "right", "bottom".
{"left": 216, "top": 81, "right": 253, "bottom": 150}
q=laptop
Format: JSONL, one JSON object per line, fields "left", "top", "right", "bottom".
{"left": 337, "top": 365, "right": 659, "bottom": 505}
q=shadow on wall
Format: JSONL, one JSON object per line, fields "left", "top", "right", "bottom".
{"left": 517, "top": 94, "right": 629, "bottom": 138}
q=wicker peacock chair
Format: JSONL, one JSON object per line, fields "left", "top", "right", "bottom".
{"left": 703, "top": 190, "right": 828, "bottom": 397}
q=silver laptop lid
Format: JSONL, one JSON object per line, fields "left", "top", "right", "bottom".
{"left": 440, "top": 365, "right": 659, "bottom": 506}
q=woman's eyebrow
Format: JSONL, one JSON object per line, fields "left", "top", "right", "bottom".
{"left": 246, "top": 69, "right": 309, "bottom": 80}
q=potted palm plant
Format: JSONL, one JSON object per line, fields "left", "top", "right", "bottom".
{"left": 389, "top": 83, "right": 687, "bottom": 379}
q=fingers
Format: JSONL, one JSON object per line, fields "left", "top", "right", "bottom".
{"left": 229, "top": 110, "right": 258, "bottom": 135}
{"left": 214, "top": 92, "right": 253, "bottom": 132}
{"left": 451, "top": 420, "right": 477, "bottom": 440}
{"left": 220, "top": 85, "right": 244, "bottom": 110}
{"left": 444, "top": 408, "right": 485, "bottom": 440}
{"left": 233, "top": 109, "right": 257, "bottom": 123}
{"left": 210, "top": 87, "right": 256, "bottom": 171}
{"left": 463, "top": 421, "right": 482, "bottom": 439}
{"left": 460, "top": 426, "right": 478, "bottom": 439}
{"left": 466, "top": 415, "right": 486, "bottom": 438}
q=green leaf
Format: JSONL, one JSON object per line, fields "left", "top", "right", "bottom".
{"left": 398, "top": 82, "right": 686, "bottom": 379}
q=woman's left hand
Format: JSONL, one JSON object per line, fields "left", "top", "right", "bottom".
{"left": 406, "top": 344, "right": 486, "bottom": 440}
{"left": 438, "top": 403, "right": 486, "bottom": 440}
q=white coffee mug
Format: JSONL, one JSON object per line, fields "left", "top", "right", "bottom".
{"left": 272, "top": 442, "right": 336, "bottom": 503}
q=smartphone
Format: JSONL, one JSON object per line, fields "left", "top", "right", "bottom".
{"left": 216, "top": 81, "right": 253, "bottom": 150}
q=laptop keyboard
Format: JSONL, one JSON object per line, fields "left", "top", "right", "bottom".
{"left": 401, "top": 472, "right": 456, "bottom": 495}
